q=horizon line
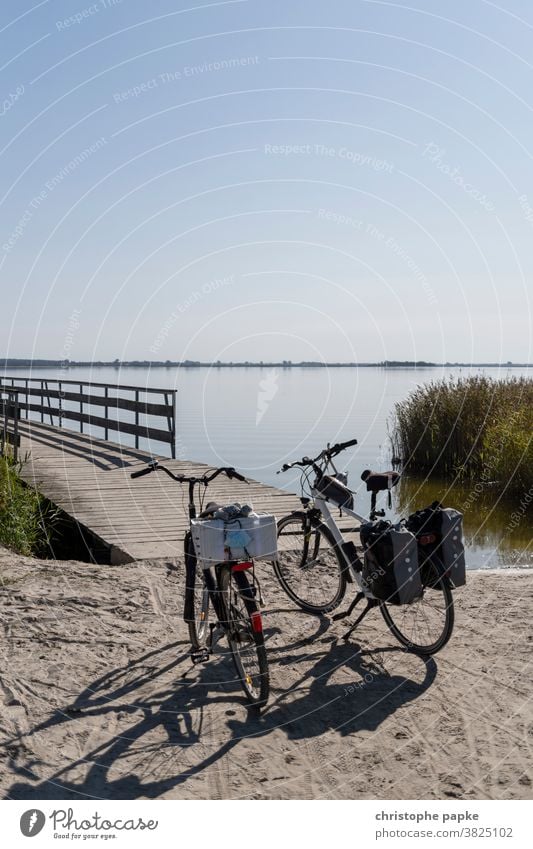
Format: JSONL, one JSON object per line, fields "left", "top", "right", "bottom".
{"left": 1, "top": 358, "right": 531, "bottom": 368}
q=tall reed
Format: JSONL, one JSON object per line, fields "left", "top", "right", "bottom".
{"left": 390, "top": 375, "right": 533, "bottom": 498}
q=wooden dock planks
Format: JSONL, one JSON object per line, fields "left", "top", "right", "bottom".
{"left": 16, "top": 420, "right": 359, "bottom": 563}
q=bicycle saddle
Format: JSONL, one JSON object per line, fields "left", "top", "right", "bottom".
{"left": 361, "top": 470, "right": 400, "bottom": 492}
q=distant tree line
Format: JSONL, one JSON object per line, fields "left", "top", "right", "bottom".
{"left": 1, "top": 358, "right": 530, "bottom": 369}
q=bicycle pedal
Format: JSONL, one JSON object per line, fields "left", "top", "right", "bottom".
{"left": 190, "top": 648, "right": 210, "bottom": 665}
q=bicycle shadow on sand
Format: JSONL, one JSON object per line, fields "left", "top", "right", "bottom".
{"left": 4, "top": 617, "right": 436, "bottom": 800}
{"left": 238, "top": 635, "right": 438, "bottom": 740}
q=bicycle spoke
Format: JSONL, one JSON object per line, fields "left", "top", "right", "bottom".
{"left": 380, "top": 559, "right": 454, "bottom": 654}
{"left": 275, "top": 514, "right": 346, "bottom": 612}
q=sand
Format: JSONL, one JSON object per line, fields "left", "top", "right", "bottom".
{"left": 0, "top": 544, "right": 531, "bottom": 800}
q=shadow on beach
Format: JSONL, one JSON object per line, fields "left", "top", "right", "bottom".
{"left": 4, "top": 619, "right": 437, "bottom": 800}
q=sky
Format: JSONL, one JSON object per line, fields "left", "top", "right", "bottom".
{"left": 0, "top": 0, "right": 532, "bottom": 363}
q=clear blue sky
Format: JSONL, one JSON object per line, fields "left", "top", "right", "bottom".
{"left": 1, "top": 0, "right": 532, "bottom": 362}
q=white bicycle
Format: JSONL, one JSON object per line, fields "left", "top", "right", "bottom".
{"left": 275, "top": 439, "right": 455, "bottom": 655}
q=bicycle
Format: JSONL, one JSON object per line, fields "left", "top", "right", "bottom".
{"left": 130, "top": 460, "right": 269, "bottom": 707}
{"left": 274, "top": 439, "right": 455, "bottom": 655}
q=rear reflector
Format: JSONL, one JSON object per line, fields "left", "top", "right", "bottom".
{"left": 250, "top": 611, "right": 263, "bottom": 633}
{"left": 420, "top": 533, "right": 437, "bottom": 545}
{"left": 231, "top": 561, "right": 253, "bottom": 571}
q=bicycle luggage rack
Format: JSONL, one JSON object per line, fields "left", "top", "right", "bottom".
{"left": 0, "top": 390, "right": 20, "bottom": 462}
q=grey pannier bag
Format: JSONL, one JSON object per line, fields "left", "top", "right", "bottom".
{"left": 360, "top": 520, "right": 423, "bottom": 605}
{"left": 406, "top": 503, "right": 466, "bottom": 588}
{"left": 439, "top": 508, "right": 466, "bottom": 588}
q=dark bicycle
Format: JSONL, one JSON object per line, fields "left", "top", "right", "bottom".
{"left": 131, "top": 460, "right": 269, "bottom": 707}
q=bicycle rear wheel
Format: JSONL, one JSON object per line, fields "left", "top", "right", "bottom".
{"left": 274, "top": 512, "right": 346, "bottom": 613}
{"left": 379, "top": 555, "right": 454, "bottom": 655}
{"left": 220, "top": 567, "right": 269, "bottom": 708}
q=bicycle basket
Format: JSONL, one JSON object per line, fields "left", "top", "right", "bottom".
{"left": 191, "top": 514, "right": 278, "bottom": 563}
{"left": 315, "top": 474, "right": 354, "bottom": 510}
{"left": 360, "top": 520, "right": 422, "bottom": 605}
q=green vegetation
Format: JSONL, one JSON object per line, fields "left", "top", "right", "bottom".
{"left": 391, "top": 376, "right": 533, "bottom": 499}
{"left": 0, "top": 453, "right": 56, "bottom": 556}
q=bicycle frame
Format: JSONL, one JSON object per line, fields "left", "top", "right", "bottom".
{"left": 309, "top": 491, "right": 374, "bottom": 596}
{"left": 290, "top": 443, "right": 386, "bottom": 599}
{"left": 198, "top": 564, "right": 229, "bottom": 627}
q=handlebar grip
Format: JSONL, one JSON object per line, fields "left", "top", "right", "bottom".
{"left": 130, "top": 467, "right": 152, "bottom": 479}
{"left": 341, "top": 438, "right": 358, "bottom": 449}
{"left": 229, "top": 468, "right": 247, "bottom": 482}
{"left": 331, "top": 438, "right": 358, "bottom": 454}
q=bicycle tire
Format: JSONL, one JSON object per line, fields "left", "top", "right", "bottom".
{"left": 274, "top": 512, "right": 347, "bottom": 614}
{"left": 379, "top": 554, "right": 455, "bottom": 655}
{"left": 185, "top": 532, "right": 210, "bottom": 650}
{"left": 220, "top": 567, "right": 269, "bottom": 708}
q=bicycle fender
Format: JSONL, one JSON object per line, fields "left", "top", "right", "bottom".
{"left": 183, "top": 534, "right": 197, "bottom": 623}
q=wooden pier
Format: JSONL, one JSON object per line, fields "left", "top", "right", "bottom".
{"left": 13, "top": 419, "right": 309, "bottom": 563}
{"left": 2, "top": 377, "right": 359, "bottom": 564}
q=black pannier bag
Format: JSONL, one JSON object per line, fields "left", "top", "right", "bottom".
{"left": 315, "top": 473, "right": 354, "bottom": 510}
{"left": 406, "top": 502, "right": 466, "bottom": 589}
{"left": 360, "top": 520, "right": 422, "bottom": 605}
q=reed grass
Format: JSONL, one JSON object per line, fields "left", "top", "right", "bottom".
{"left": 390, "top": 375, "right": 533, "bottom": 499}
{"left": 0, "top": 453, "right": 57, "bottom": 556}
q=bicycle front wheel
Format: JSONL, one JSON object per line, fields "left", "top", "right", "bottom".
{"left": 274, "top": 512, "right": 347, "bottom": 614}
{"left": 380, "top": 555, "right": 454, "bottom": 655}
{"left": 221, "top": 567, "right": 269, "bottom": 708}
{"left": 185, "top": 532, "right": 210, "bottom": 650}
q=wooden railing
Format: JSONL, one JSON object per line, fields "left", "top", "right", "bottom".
{"left": 0, "top": 389, "right": 20, "bottom": 461}
{"left": 0, "top": 377, "right": 177, "bottom": 458}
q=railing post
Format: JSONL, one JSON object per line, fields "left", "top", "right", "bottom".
{"left": 1, "top": 391, "right": 19, "bottom": 462}
{"left": 80, "top": 383, "right": 83, "bottom": 433}
{"left": 41, "top": 380, "right": 44, "bottom": 423}
{"left": 168, "top": 390, "right": 176, "bottom": 460}
{"left": 12, "top": 392, "right": 19, "bottom": 463}
{"left": 104, "top": 386, "right": 109, "bottom": 441}
{"left": 135, "top": 389, "right": 139, "bottom": 450}
{"left": 1, "top": 396, "right": 6, "bottom": 457}
{"left": 44, "top": 380, "right": 53, "bottom": 425}
{"left": 25, "top": 378, "right": 29, "bottom": 419}
{"left": 58, "top": 381, "right": 63, "bottom": 427}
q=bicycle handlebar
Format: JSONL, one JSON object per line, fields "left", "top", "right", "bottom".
{"left": 329, "top": 437, "right": 358, "bottom": 455}
{"left": 130, "top": 466, "right": 153, "bottom": 479}
{"left": 277, "top": 437, "right": 358, "bottom": 473}
{"left": 130, "top": 461, "right": 247, "bottom": 484}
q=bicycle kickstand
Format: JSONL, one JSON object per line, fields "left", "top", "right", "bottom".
{"left": 332, "top": 591, "right": 366, "bottom": 622}
{"left": 333, "top": 592, "right": 379, "bottom": 641}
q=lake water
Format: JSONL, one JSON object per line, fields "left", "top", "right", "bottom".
{"left": 3, "top": 365, "right": 531, "bottom": 570}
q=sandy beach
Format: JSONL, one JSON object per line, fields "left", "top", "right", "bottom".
{"left": 0, "top": 544, "right": 531, "bottom": 801}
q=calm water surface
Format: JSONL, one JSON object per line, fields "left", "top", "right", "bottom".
{"left": 4, "top": 365, "right": 531, "bottom": 570}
